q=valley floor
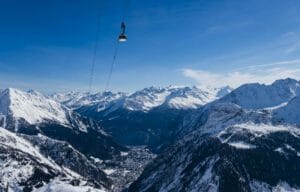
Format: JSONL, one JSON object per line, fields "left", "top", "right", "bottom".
{"left": 97, "top": 146, "right": 156, "bottom": 191}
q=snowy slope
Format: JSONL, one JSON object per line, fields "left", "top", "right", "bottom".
{"left": 123, "top": 86, "right": 232, "bottom": 111}
{"left": 54, "top": 86, "right": 232, "bottom": 113}
{"left": 0, "top": 87, "right": 128, "bottom": 161}
{"left": 51, "top": 91, "right": 126, "bottom": 110}
{"left": 220, "top": 78, "right": 300, "bottom": 109}
{"left": 0, "top": 127, "right": 60, "bottom": 169}
{"left": 24, "top": 134, "right": 112, "bottom": 188}
{"left": 273, "top": 95, "right": 300, "bottom": 126}
{"left": 123, "top": 87, "right": 170, "bottom": 111}
{"left": 51, "top": 91, "right": 90, "bottom": 107}
{"left": 214, "top": 78, "right": 300, "bottom": 125}
{"left": 34, "top": 179, "right": 106, "bottom": 192}
{"left": 0, "top": 127, "right": 109, "bottom": 191}
{"left": 0, "top": 88, "right": 68, "bottom": 125}
{"left": 129, "top": 102, "right": 300, "bottom": 192}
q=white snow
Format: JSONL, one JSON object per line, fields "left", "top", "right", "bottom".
{"left": 284, "top": 144, "right": 300, "bottom": 156}
{"left": 264, "top": 102, "right": 288, "bottom": 110}
{"left": 167, "top": 95, "right": 208, "bottom": 109}
{"left": 221, "top": 78, "right": 300, "bottom": 109}
{"left": 275, "top": 147, "right": 285, "bottom": 155}
{"left": 228, "top": 141, "right": 256, "bottom": 149}
{"left": 124, "top": 87, "right": 170, "bottom": 111}
{"left": 121, "top": 152, "right": 129, "bottom": 156}
{"left": 218, "top": 122, "right": 300, "bottom": 147}
{"left": 0, "top": 88, "right": 68, "bottom": 125}
{"left": 51, "top": 91, "right": 90, "bottom": 106}
{"left": 51, "top": 91, "right": 126, "bottom": 110}
{"left": 274, "top": 95, "right": 300, "bottom": 126}
{"left": 90, "top": 156, "right": 103, "bottom": 163}
{"left": 189, "top": 157, "right": 219, "bottom": 192}
{"left": 0, "top": 127, "right": 67, "bottom": 189}
{"left": 250, "top": 180, "right": 300, "bottom": 192}
{"left": 103, "top": 168, "right": 116, "bottom": 175}
{"left": 124, "top": 86, "right": 231, "bottom": 111}
{"left": 274, "top": 145, "right": 300, "bottom": 157}
{"left": 34, "top": 179, "right": 107, "bottom": 192}
{"left": 123, "top": 170, "right": 130, "bottom": 174}
{"left": 231, "top": 123, "right": 295, "bottom": 137}
{"left": 52, "top": 86, "right": 232, "bottom": 112}
{"left": 0, "top": 127, "right": 60, "bottom": 169}
{"left": 0, "top": 127, "right": 109, "bottom": 191}
{"left": 1, "top": 159, "right": 34, "bottom": 191}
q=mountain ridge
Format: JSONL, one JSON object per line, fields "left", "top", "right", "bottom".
{"left": 128, "top": 78, "right": 300, "bottom": 192}
{"left": 51, "top": 85, "right": 233, "bottom": 112}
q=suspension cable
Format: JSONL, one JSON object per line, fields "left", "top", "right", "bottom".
{"left": 88, "top": 5, "right": 103, "bottom": 93}
{"left": 103, "top": 0, "right": 131, "bottom": 92}
{"left": 104, "top": 41, "right": 120, "bottom": 91}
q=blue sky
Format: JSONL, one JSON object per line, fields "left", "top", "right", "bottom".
{"left": 1, "top": 0, "right": 300, "bottom": 93}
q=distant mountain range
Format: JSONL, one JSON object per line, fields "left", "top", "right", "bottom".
{"left": 1, "top": 79, "right": 300, "bottom": 191}
{"left": 51, "top": 85, "right": 232, "bottom": 111}
{"left": 51, "top": 86, "right": 232, "bottom": 152}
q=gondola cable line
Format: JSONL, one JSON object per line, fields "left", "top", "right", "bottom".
{"left": 88, "top": 0, "right": 131, "bottom": 93}
{"left": 104, "top": 0, "right": 130, "bottom": 92}
{"left": 88, "top": 5, "right": 104, "bottom": 93}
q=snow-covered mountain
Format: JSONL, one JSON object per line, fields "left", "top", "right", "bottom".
{"left": 51, "top": 91, "right": 126, "bottom": 110}
{"left": 0, "top": 88, "right": 129, "bottom": 191}
{"left": 52, "top": 85, "right": 232, "bottom": 112}
{"left": 0, "top": 88, "right": 68, "bottom": 126}
{"left": 272, "top": 95, "right": 300, "bottom": 126}
{"left": 129, "top": 78, "right": 300, "bottom": 192}
{"left": 129, "top": 119, "right": 300, "bottom": 191}
{"left": 0, "top": 127, "right": 109, "bottom": 191}
{"left": 217, "top": 77, "right": 300, "bottom": 127}
{"left": 123, "top": 86, "right": 231, "bottom": 111}
{"left": 0, "top": 88, "right": 127, "bottom": 159}
{"left": 219, "top": 78, "right": 300, "bottom": 109}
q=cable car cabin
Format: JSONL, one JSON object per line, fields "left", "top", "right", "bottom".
{"left": 118, "top": 34, "right": 127, "bottom": 42}
{"left": 118, "top": 22, "right": 127, "bottom": 42}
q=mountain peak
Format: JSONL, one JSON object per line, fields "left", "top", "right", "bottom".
{"left": 215, "top": 86, "right": 233, "bottom": 98}
{"left": 220, "top": 78, "right": 300, "bottom": 109}
{"left": 272, "top": 78, "right": 298, "bottom": 86}
{"left": 0, "top": 88, "right": 68, "bottom": 125}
